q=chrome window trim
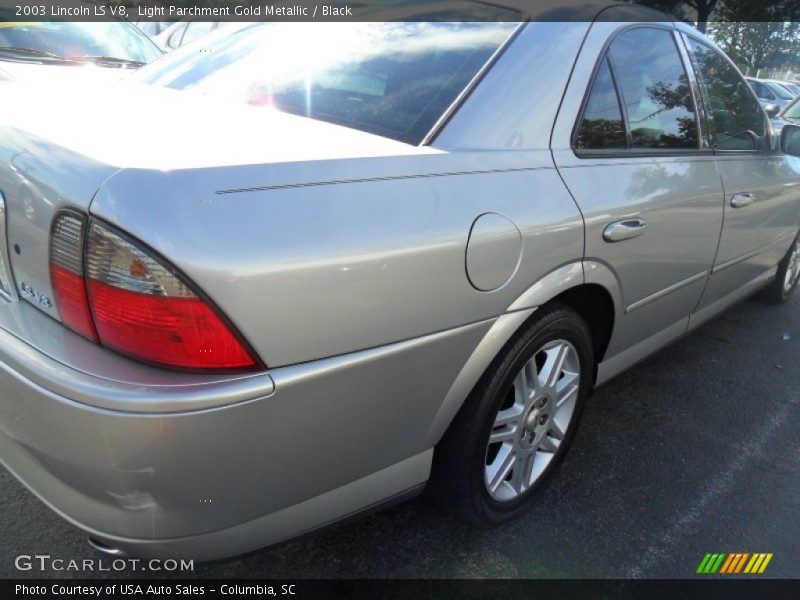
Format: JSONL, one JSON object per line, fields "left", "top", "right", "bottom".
{"left": 674, "top": 29, "right": 709, "bottom": 149}
{"left": 0, "top": 190, "right": 18, "bottom": 302}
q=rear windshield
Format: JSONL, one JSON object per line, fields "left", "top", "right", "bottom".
{"left": 136, "top": 22, "right": 519, "bottom": 144}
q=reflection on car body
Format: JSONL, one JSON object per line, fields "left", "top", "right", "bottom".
{"left": 0, "top": 4, "right": 798, "bottom": 561}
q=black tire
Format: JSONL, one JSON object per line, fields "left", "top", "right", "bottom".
{"left": 759, "top": 233, "right": 800, "bottom": 305}
{"left": 429, "top": 304, "right": 594, "bottom": 524}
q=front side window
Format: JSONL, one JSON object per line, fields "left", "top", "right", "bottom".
{"left": 685, "top": 38, "right": 766, "bottom": 151}
{"left": 575, "top": 26, "right": 699, "bottom": 152}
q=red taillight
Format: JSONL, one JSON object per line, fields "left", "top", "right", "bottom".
{"left": 87, "top": 279, "right": 255, "bottom": 370}
{"left": 48, "top": 213, "right": 259, "bottom": 372}
{"left": 50, "top": 212, "right": 98, "bottom": 342}
{"left": 50, "top": 265, "right": 99, "bottom": 342}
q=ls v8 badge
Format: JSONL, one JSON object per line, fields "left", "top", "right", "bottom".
{"left": 19, "top": 282, "right": 52, "bottom": 309}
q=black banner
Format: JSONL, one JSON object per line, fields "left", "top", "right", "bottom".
{"left": 3, "top": 579, "right": 800, "bottom": 600}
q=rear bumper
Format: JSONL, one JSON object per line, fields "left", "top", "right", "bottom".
{"left": 0, "top": 299, "right": 491, "bottom": 559}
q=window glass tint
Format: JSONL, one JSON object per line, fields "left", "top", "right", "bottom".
{"left": 686, "top": 38, "right": 765, "bottom": 150}
{"left": 137, "top": 22, "right": 519, "bottom": 145}
{"left": 575, "top": 58, "right": 626, "bottom": 149}
{"left": 609, "top": 28, "right": 698, "bottom": 149}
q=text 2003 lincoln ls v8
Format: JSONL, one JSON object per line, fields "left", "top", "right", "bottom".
{"left": 1, "top": 7, "right": 799, "bottom": 560}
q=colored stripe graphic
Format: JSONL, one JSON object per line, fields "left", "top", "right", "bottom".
{"left": 720, "top": 553, "right": 743, "bottom": 574}
{"left": 698, "top": 552, "right": 772, "bottom": 574}
{"left": 719, "top": 554, "right": 736, "bottom": 574}
{"left": 734, "top": 553, "right": 749, "bottom": 573}
{"left": 758, "top": 554, "right": 773, "bottom": 573}
{"left": 744, "top": 553, "right": 774, "bottom": 574}
{"left": 697, "top": 553, "right": 727, "bottom": 573}
{"left": 710, "top": 553, "right": 725, "bottom": 573}
{"left": 697, "top": 554, "right": 713, "bottom": 574}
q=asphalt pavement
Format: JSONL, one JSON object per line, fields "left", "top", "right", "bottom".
{"left": 1, "top": 292, "right": 798, "bottom": 579}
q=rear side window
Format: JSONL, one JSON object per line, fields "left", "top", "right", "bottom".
{"left": 576, "top": 27, "right": 699, "bottom": 151}
{"left": 685, "top": 38, "right": 766, "bottom": 151}
{"left": 575, "top": 58, "right": 626, "bottom": 149}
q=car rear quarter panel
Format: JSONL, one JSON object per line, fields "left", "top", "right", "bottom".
{"left": 90, "top": 150, "right": 583, "bottom": 368}
{"left": 0, "top": 126, "right": 118, "bottom": 320}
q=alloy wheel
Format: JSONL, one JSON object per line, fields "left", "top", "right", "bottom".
{"left": 484, "top": 339, "right": 580, "bottom": 502}
{"left": 784, "top": 238, "right": 800, "bottom": 294}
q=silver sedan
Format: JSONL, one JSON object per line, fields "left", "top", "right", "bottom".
{"left": 1, "top": 8, "right": 799, "bottom": 561}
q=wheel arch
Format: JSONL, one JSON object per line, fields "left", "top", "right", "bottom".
{"left": 423, "top": 262, "right": 620, "bottom": 447}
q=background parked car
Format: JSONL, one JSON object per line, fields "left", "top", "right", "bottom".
{"left": 772, "top": 93, "right": 800, "bottom": 136}
{"left": 154, "top": 20, "right": 248, "bottom": 51}
{"left": 770, "top": 79, "right": 800, "bottom": 96}
{"left": 746, "top": 76, "right": 794, "bottom": 113}
{"left": 0, "top": 20, "right": 162, "bottom": 82}
{"left": 134, "top": 20, "right": 176, "bottom": 40}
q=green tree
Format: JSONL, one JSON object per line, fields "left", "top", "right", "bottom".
{"left": 708, "top": 21, "right": 800, "bottom": 74}
{"left": 706, "top": 2, "right": 800, "bottom": 74}
{"left": 637, "top": 0, "right": 721, "bottom": 32}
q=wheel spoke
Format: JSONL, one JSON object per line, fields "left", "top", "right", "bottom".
{"left": 556, "top": 379, "right": 579, "bottom": 410}
{"left": 538, "top": 433, "right": 561, "bottom": 453}
{"left": 514, "top": 369, "right": 531, "bottom": 404}
{"left": 493, "top": 404, "right": 524, "bottom": 428}
{"left": 556, "top": 370, "right": 579, "bottom": 400}
{"left": 529, "top": 451, "right": 550, "bottom": 483}
{"left": 486, "top": 444, "right": 516, "bottom": 493}
{"left": 510, "top": 453, "right": 524, "bottom": 492}
{"left": 539, "top": 343, "right": 568, "bottom": 389}
{"left": 549, "top": 418, "right": 566, "bottom": 441}
{"left": 489, "top": 426, "right": 516, "bottom": 445}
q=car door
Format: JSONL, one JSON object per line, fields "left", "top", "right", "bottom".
{"left": 551, "top": 23, "right": 725, "bottom": 370}
{"left": 682, "top": 35, "right": 800, "bottom": 323}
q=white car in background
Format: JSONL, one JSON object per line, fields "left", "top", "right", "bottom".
{"left": 746, "top": 76, "right": 794, "bottom": 113}
{"left": 0, "top": 21, "right": 162, "bottom": 82}
{"left": 762, "top": 79, "right": 800, "bottom": 97}
{"left": 154, "top": 20, "right": 248, "bottom": 51}
{"left": 133, "top": 20, "right": 176, "bottom": 40}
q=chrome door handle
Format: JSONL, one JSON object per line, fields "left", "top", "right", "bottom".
{"left": 603, "top": 218, "right": 647, "bottom": 243}
{"left": 730, "top": 192, "right": 755, "bottom": 208}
